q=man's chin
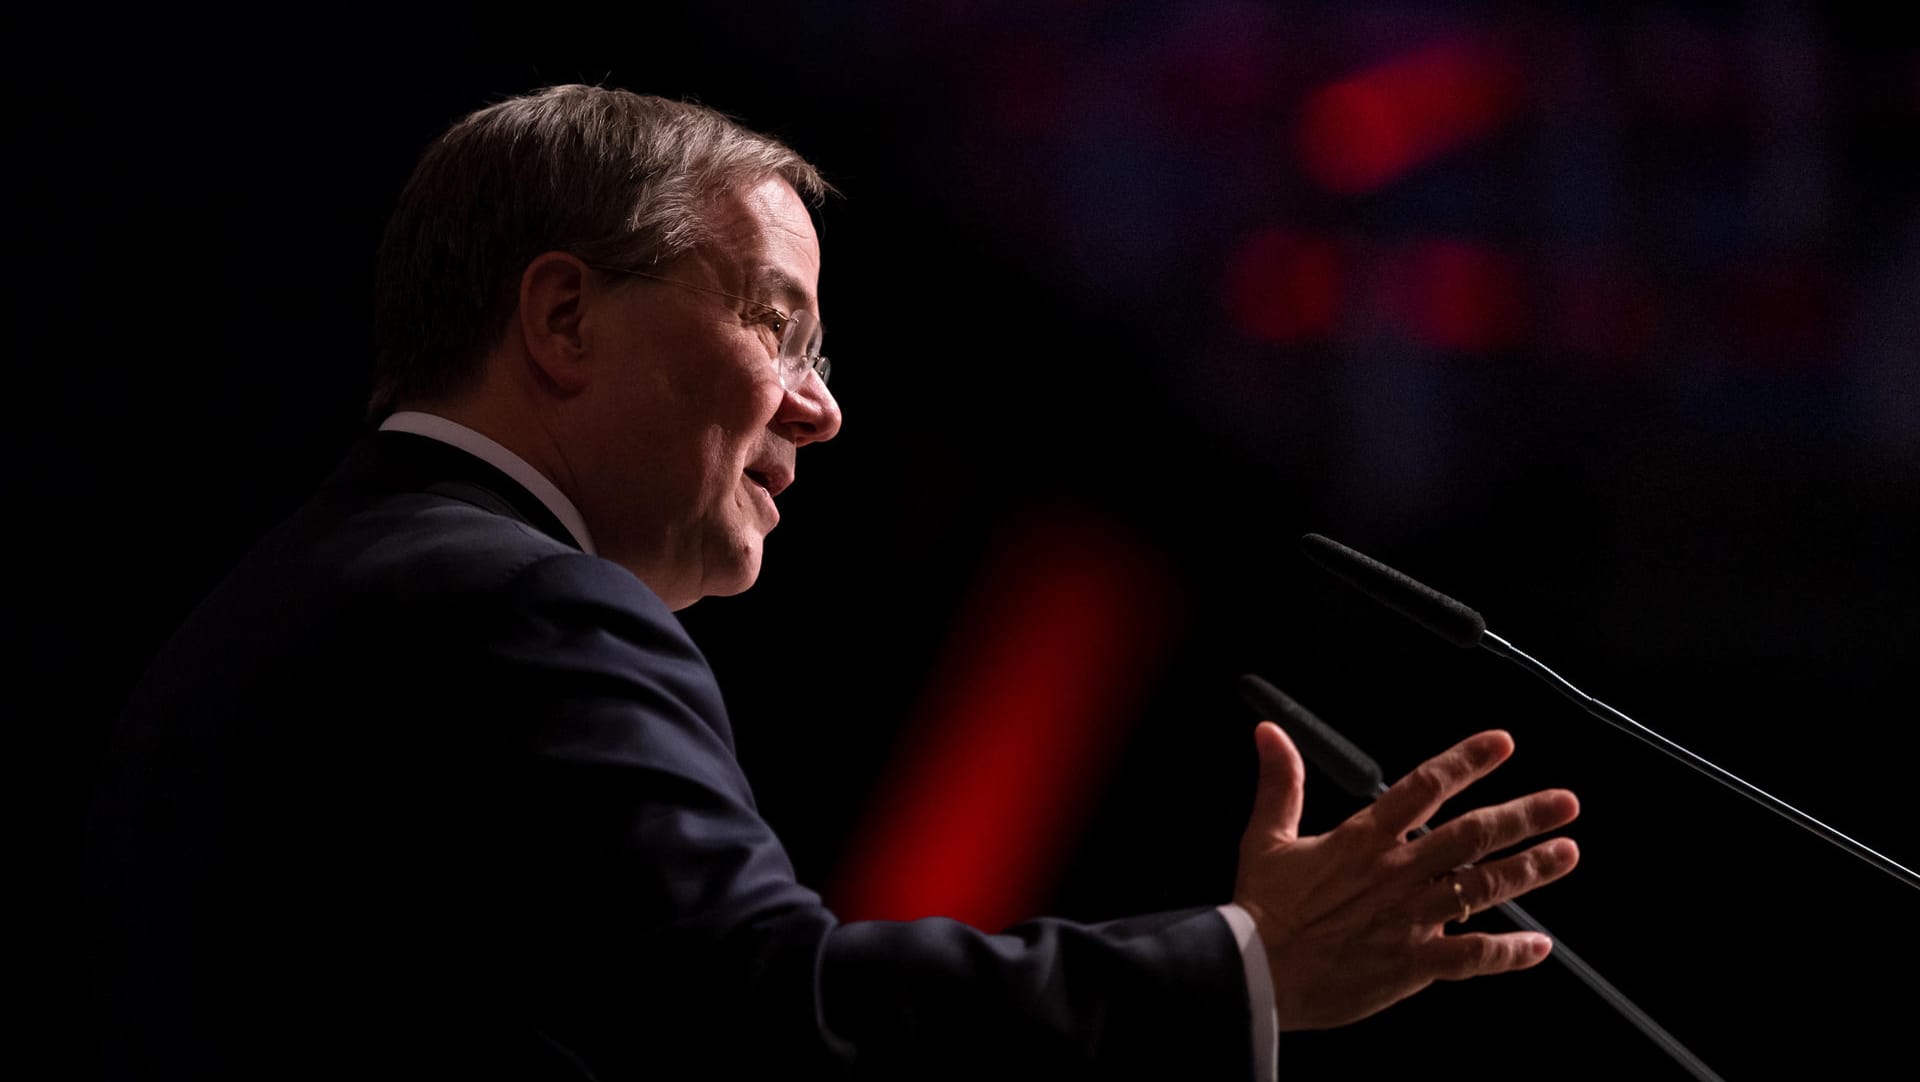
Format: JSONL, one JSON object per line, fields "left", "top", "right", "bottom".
{"left": 698, "top": 540, "right": 764, "bottom": 602}
{"left": 632, "top": 539, "right": 762, "bottom": 610}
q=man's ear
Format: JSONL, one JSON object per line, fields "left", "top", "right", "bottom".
{"left": 516, "top": 252, "right": 592, "bottom": 395}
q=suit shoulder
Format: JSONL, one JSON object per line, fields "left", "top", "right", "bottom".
{"left": 319, "top": 491, "right": 583, "bottom": 597}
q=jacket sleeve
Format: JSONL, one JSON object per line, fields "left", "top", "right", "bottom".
{"left": 461, "top": 552, "right": 1255, "bottom": 1081}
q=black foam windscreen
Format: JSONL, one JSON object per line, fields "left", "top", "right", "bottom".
{"left": 1300, "top": 534, "right": 1487, "bottom": 648}
{"left": 1236, "top": 673, "right": 1385, "bottom": 799}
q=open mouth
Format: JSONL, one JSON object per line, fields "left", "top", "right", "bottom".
{"left": 743, "top": 464, "right": 791, "bottom": 498}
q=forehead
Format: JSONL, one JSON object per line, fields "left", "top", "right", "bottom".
{"left": 700, "top": 177, "right": 821, "bottom": 312}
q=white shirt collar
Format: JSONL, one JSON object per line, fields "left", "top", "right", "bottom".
{"left": 378, "top": 411, "right": 596, "bottom": 555}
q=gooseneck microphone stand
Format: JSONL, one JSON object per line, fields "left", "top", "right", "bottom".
{"left": 1238, "top": 674, "right": 1727, "bottom": 1082}
{"left": 1299, "top": 533, "right": 1920, "bottom": 894}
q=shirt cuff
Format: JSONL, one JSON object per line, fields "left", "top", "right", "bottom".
{"left": 1217, "top": 903, "right": 1278, "bottom": 1082}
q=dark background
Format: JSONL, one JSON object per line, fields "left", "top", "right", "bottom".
{"left": 21, "top": 2, "right": 1917, "bottom": 1077}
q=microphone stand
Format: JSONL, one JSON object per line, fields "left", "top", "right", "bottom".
{"left": 1481, "top": 631, "right": 1920, "bottom": 892}
{"left": 1392, "top": 784, "right": 1725, "bottom": 1082}
{"left": 1300, "top": 532, "right": 1920, "bottom": 894}
{"left": 1239, "top": 675, "right": 1727, "bottom": 1082}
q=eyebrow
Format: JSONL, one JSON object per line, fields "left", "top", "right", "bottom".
{"left": 747, "top": 267, "right": 813, "bottom": 312}
{"left": 747, "top": 266, "right": 826, "bottom": 338}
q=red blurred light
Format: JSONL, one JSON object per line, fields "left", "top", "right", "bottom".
{"left": 1380, "top": 238, "right": 1526, "bottom": 353}
{"left": 831, "top": 513, "right": 1180, "bottom": 931}
{"left": 1297, "top": 37, "right": 1523, "bottom": 194}
{"left": 1226, "top": 228, "right": 1345, "bottom": 343}
{"left": 1720, "top": 262, "right": 1839, "bottom": 372}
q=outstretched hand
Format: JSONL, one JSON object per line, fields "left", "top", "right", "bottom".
{"left": 1232, "top": 722, "right": 1580, "bottom": 1031}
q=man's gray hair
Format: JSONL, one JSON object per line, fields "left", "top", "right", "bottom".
{"left": 368, "top": 85, "right": 832, "bottom": 419}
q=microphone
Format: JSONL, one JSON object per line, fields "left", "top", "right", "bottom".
{"left": 1300, "top": 534, "right": 1486, "bottom": 648}
{"left": 1299, "top": 533, "right": 1920, "bottom": 893}
{"left": 1235, "top": 673, "right": 1727, "bottom": 1082}
{"left": 1234, "top": 674, "right": 1382, "bottom": 798}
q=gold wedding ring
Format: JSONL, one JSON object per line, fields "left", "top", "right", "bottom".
{"left": 1450, "top": 877, "right": 1471, "bottom": 924}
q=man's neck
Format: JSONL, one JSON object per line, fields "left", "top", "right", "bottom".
{"left": 379, "top": 409, "right": 596, "bottom": 556}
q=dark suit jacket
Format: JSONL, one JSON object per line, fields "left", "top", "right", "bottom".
{"left": 85, "top": 431, "right": 1251, "bottom": 1080}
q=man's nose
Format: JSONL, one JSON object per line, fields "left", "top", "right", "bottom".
{"left": 776, "top": 374, "right": 841, "bottom": 446}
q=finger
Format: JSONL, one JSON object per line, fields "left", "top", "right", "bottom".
{"left": 1366, "top": 730, "right": 1514, "bottom": 839}
{"left": 1420, "top": 931, "right": 1554, "bottom": 982}
{"left": 1409, "top": 789, "right": 1580, "bottom": 878}
{"left": 1243, "top": 721, "right": 1306, "bottom": 847}
{"left": 1417, "top": 838, "right": 1580, "bottom": 925}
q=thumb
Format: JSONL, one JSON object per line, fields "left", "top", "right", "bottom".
{"left": 1245, "top": 720, "right": 1306, "bottom": 846}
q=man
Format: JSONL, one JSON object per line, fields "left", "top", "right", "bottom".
{"left": 86, "top": 85, "right": 1579, "bottom": 1080}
